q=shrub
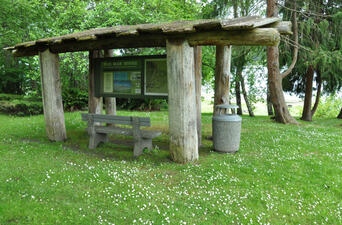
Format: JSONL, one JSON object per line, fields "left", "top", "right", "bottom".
{"left": 62, "top": 88, "right": 88, "bottom": 111}
{"left": 314, "top": 95, "right": 342, "bottom": 118}
{"left": 288, "top": 104, "right": 303, "bottom": 117}
{"left": 116, "top": 98, "right": 168, "bottom": 111}
{"left": 0, "top": 100, "right": 43, "bottom": 116}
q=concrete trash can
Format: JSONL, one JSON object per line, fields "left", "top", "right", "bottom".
{"left": 212, "top": 104, "right": 242, "bottom": 153}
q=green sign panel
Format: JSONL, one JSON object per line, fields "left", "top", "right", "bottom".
{"left": 145, "top": 59, "right": 168, "bottom": 96}
{"left": 94, "top": 55, "right": 167, "bottom": 98}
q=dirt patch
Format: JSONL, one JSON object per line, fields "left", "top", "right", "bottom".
{"left": 6, "top": 218, "right": 19, "bottom": 224}
{"left": 205, "top": 136, "right": 213, "bottom": 141}
{"left": 21, "top": 138, "right": 41, "bottom": 143}
{"left": 109, "top": 139, "right": 169, "bottom": 150}
{"left": 63, "top": 144, "right": 80, "bottom": 151}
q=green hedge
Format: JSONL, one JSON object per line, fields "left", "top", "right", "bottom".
{"left": 0, "top": 93, "right": 169, "bottom": 116}
{"left": 0, "top": 100, "right": 43, "bottom": 116}
{"left": 0, "top": 94, "right": 23, "bottom": 101}
{"left": 0, "top": 93, "right": 41, "bottom": 102}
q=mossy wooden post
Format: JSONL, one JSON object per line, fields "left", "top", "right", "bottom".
{"left": 194, "top": 46, "right": 202, "bottom": 146}
{"left": 166, "top": 39, "right": 198, "bottom": 163}
{"left": 39, "top": 49, "right": 67, "bottom": 141}
{"left": 88, "top": 50, "right": 102, "bottom": 115}
{"left": 103, "top": 49, "right": 116, "bottom": 124}
{"left": 214, "top": 45, "right": 232, "bottom": 115}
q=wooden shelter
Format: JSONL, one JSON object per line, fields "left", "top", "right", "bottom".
{"left": 4, "top": 16, "right": 291, "bottom": 163}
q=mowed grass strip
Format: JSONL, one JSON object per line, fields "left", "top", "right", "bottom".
{"left": 0, "top": 111, "right": 341, "bottom": 224}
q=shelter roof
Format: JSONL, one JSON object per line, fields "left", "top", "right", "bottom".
{"left": 5, "top": 16, "right": 291, "bottom": 57}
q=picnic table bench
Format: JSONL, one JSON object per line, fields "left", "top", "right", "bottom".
{"left": 81, "top": 113, "right": 162, "bottom": 157}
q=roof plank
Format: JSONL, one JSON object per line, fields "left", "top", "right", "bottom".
{"left": 5, "top": 17, "right": 290, "bottom": 57}
{"left": 221, "top": 17, "right": 281, "bottom": 30}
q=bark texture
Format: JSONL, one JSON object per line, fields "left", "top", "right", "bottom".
{"left": 311, "top": 68, "right": 322, "bottom": 116}
{"left": 167, "top": 39, "right": 198, "bottom": 163}
{"left": 301, "top": 66, "right": 322, "bottom": 121}
{"left": 301, "top": 66, "right": 314, "bottom": 121}
{"left": 214, "top": 45, "right": 231, "bottom": 115}
{"left": 235, "top": 80, "right": 242, "bottom": 115}
{"left": 267, "top": 46, "right": 298, "bottom": 124}
{"left": 194, "top": 46, "right": 202, "bottom": 146}
{"left": 39, "top": 49, "right": 67, "bottom": 141}
{"left": 267, "top": 0, "right": 298, "bottom": 124}
{"left": 238, "top": 69, "right": 254, "bottom": 117}
{"left": 267, "top": 83, "right": 274, "bottom": 115}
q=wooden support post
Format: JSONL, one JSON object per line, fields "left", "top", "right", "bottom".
{"left": 214, "top": 45, "right": 232, "bottom": 115}
{"left": 194, "top": 46, "right": 202, "bottom": 146}
{"left": 88, "top": 50, "right": 102, "bottom": 114}
{"left": 39, "top": 49, "right": 67, "bottom": 141}
{"left": 103, "top": 49, "right": 117, "bottom": 122}
{"left": 105, "top": 98, "right": 116, "bottom": 115}
{"left": 167, "top": 39, "right": 198, "bottom": 163}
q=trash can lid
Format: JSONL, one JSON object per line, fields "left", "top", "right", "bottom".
{"left": 215, "top": 104, "right": 239, "bottom": 109}
{"left": 213, "top": 114, "right": 242, "bottom": 122}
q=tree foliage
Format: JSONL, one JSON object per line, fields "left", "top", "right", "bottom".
{"left": 281, "top": 0, "right": 342, "bottom": 94}
{"left": 0, "top": 0, "right": 202, "bottom": 96}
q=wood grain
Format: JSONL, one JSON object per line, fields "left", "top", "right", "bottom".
{"left": 39, "top": 49, "right": 67, "bottom": 141}
{"left": 167, "top": 39, "right": 198, "bottom": 163}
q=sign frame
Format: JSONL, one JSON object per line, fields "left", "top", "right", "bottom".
{"left": 94, "top": 55, "right": 167, "bottom": 99}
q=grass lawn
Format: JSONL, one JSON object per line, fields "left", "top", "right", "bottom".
{"left": 0, "top": 110, "right": 341, "bottom": 224}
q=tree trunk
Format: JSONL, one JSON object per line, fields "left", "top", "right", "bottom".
{"left": 235, "top": 79, "right": 242, "bottom": 115}
{"left": 166, "top": 39, "right": 198, "bottom": 163}
{"left": 311, "top": 68, "right": 322, "bottom": 117}
{"left": 267, "top": 46, "right": 298, "bottom": 124}
{"left": 194, "top": 46, "right": 202, "bottom": 146}
{"left": 214, "top": 45, "right": 231, "bottom": 115}
{"left": 238, "top": 70, "right": 254, "bottom": 117}
{"left": 301, "top": 65, "right": 314, "bottom": 121}
{"left": 267, "top": 0, "right": 298, "bottom": 124}
{"left": 337, "top": 108, "right": 342, "bottom": 119}
{"left": 301, "top": 66, "right": 322, "bottom": 121}
{"left": 267, "top": 82, "right": 273, "bottom": 115}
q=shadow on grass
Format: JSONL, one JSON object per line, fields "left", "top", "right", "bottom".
{"left": 60, "top": 129, "right": 213, "bottom": 164}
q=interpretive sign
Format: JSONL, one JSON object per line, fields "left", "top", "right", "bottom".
{"left": 94, "top": 55, "right": 167, "bottom": 98}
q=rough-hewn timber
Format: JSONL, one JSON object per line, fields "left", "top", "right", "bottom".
{"left": 214, "top": 45, "right": 232, "bottom": 115}
{"left": 167, "top": 39, "right": 198, "bottom": 163}
{"left": 39, "top": 49, "right": 67, "bottom": 141}
{"left": 5, "top": 17, "right": 291, "bottom": 57}
{"left": 88, "top": 50, "right": 102, "bottom": 116}
{"left": 187, "top": 28, "right": 279, "bottom": 47}
{"left": 103, "top": 49, "right": 117, "bottom": 125}
{"left": 194, "top": 46, "right": 202, "bottom": 146}
{"left": 270, "top": 21, "right": 292, "bottom": 35}
{"left": 9, "top": 29, "right": 282, "bottom": 57}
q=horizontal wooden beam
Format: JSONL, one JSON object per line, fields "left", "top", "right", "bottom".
{"left": 12, "top": 34, "right": 167, "bottom": 57}
{"left": 269, "top": 21, "right": 292, "bottom": 35}
{"left": 10, "top": 28, "right": 282, "bottom": 57}
{"left": 187, "top": 28, "right": 280, "bottom": 46}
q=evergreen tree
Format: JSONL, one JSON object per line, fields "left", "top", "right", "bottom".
{"left": 280, "top": 0, "right": 342, "bottom": 121}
